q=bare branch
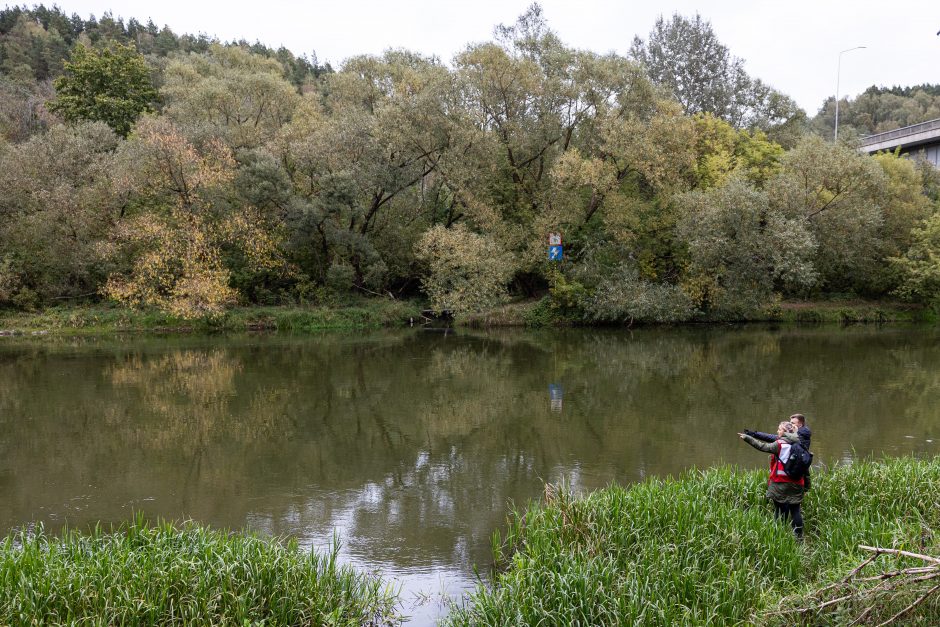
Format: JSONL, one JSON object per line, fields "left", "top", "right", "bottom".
{"left": 859, "top": 545, "right": 940, "bottom": 566}
{"left": 874, "top": 582, "right": 940, "bottom": 627}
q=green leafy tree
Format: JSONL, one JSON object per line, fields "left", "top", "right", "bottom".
{"left": 0, "top": 13, "right": 69, "bottom": 81}
{"left": 873, "top": 152, "right": 933, "bottom": 259}
{"left": 414, "top": 224, "right": 514, "bottom": 314}
{"left": 102, "top": 118, "right": 287, "bottom": 317}
{"left": 631, "top": 13, "right": 802, "bottom": 132}
{"left": 678, "top": 176, "right": 816, "bottom": 315}
{"left": 692, "top": 114, "right": 784, "bottom": 189}
{"left": 891, "top": 212, "right": 940, "bottom": 307}
{"left": 768, "top": 136, "right": 887, "bottom": 294}
{"left": 582, "top": 262, "right": 694, "bottom": 323}
{"left": 161, "top": 44, "right": 301, "bottom": 149}
{"left": 453, "top": 4, "right": 682, "bottom": 291}
{"left": 49, "top": 42, "right": 156, "bottom": 137}
{"left": 0, "top": 77, "right": 56, "bottom": 142}
{"left": 0, "top": 122, "right": 121, "bottom": 307}
{"left": 274, "top": 50, "right": 452, "bottom": 290}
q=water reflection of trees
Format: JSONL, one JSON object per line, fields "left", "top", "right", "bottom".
{"left": 2, "top": 327, "right": 940, "bottom": 572}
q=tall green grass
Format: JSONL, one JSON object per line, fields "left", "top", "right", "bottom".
{"left": 446, "top": 458, "right": 940, "bottom": 626}
{"left": 0, "top": 516, "right": 401, "bottom": 626}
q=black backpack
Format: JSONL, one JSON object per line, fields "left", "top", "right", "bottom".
{"left": 783, "top": 441, "right": 813, "bottom": 480}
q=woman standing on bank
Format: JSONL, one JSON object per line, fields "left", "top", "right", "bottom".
{"left": 739, "top": 421, "right": 805, "bottom": 539}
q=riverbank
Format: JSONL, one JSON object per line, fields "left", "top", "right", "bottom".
{"left": 446, "top": 457, "right": 940, "bottom": 626}
{"left": 0, "top": 298, "right": 929, "bottom": 336}
{"left": 461, "top": 297, "right": 928, "bottom": 327}
{"left": 0, "top": 300, "right": 423, "bottom": 335}
{"left": 0, "top": 516, "right": 401, "bottom": 625}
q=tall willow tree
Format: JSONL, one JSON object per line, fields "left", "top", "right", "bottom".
{"left": 449, "top": 6, "right": 687, "bottom": 289}
{"left": 0, "top": 122, "right": 121, "bottom": 308}
{"left": 161, "top": 44, "right": 302, "bottom": 149}
{"left": 275, "top": 50, "right": 453, "bottom": 291}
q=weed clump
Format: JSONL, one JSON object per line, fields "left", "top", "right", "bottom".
{"left": 0, "top": 516, "right": 401, "bottom": 626}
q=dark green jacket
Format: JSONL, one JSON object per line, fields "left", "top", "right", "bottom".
{"left": 741, "top": 431, "right": 804, "bottom": 504}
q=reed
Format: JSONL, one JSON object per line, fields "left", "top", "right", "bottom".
{"left": 446, "top": 457, "right": 940, "bottom": 626}
{"left": 0, "top": 516, "right": 401, "bottom": 626}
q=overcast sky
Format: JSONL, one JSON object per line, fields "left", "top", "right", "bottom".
{"left": 23, "top": 0, "right": 940, "bottom": 115}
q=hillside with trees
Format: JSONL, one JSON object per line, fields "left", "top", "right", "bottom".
{"left": 812, "top": 84, "right": 940, "bottom": 138}
{"left": 1, "top": 4, "right": 940, "bottom": 323}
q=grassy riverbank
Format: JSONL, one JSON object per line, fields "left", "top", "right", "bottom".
{"left": 446, "top": 458, "right": 940, "bottom": 626}
{"left": 0, "top": 297, "right": 929, "bottom": 335}
{"left": 461, "top": 297, "right": 928, "bottom": 327}
{"left": 0, "top": 517, "right": 400, "bottom": 626}
{"left": 0, "top": 300, "right": 422, "bottom": 335}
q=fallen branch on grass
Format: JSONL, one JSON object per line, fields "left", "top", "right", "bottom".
{"left": 769, "top": 544, "right": 940, "bottom": 626}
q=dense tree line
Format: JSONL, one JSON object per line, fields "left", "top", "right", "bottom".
{"left": 0, "top": 4, "right": 328, "bottom": 83}
{"left": 1, "top": 5, "right": 939, "bottom": 321}
{"left": 812, "top": 84, "right": 940, "bottom": 138}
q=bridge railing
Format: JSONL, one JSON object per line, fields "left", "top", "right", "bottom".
{"left": 860, "top": 117, "right": 940, "bottom": 147}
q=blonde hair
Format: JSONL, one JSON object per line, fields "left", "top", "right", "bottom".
{"left": 778, "top": 421, "right": 796, "bottom": 434}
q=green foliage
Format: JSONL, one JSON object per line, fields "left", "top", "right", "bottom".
{"left": 874, "top": 151, "right": 934, "bottom": 257}
{"left": 48, "top": 43, "right": 156, "bottom": 137}
{"left": 678, "top": 176, "right": 816, "bottom": 316}
{"left": 0, "top": 121, "right": 121, "bottom": 306}
{"left": 0, "top": 301, "right": 421, "bottom": 334}
{"left": 631, "top": 13, "right": 802, "bottom": 132}
{"left": 891, "top": 212, "right": 940, "bottom": 307}
{"left": 583, "top": 263, "right": 695, "bottom": 323}
{"left": 0, "top": 5, "right": 328, "bottom": 89}
{"left": 446, "top": 457, "right": 940, "bottom": 627}
{"left": 768, "top": 135, "right": 888, "bottom": 295}
{"left": 414, "top": 225, "right": 515, "bottom": 314}
{"left": 522, "top": 296, "right": 557, "bottom": 327}
{"left": 812, "top": 84, "right": 940, "bottom": 137}
{"left": 0, "top": 11, "right": 69, "bottom": 81}
{"left": 0, "top": 77, "right": 56, "bottom": 142}
{"left": 692, "top": 114, "right": 784, "bottom": 189}
{"left": 0, "top": 516, "right": 401, "bottom": 625}
{"left": 161, "top": 44, "right": 301, "bottom": 148}
{"left": 0, "top": 5, "right": 936, "bottom": 322}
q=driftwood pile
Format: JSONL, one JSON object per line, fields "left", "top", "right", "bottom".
{"left": 773, "top": 545, "right": 940, "bottom": 626}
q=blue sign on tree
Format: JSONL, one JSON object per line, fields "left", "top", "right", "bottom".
{"left": 548, "top": 245, "right": 563, "bottom": 261}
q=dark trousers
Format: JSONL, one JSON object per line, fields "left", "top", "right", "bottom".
{"left": 773, "top": 501, "right": 804, "bottom": 538}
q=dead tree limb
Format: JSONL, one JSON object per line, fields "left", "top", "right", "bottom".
{"left": 768, "top": 544, "right": 940, "bottom": 625}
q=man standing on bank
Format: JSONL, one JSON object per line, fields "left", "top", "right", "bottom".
{"left": 739, "top": 421, "right": 805, "bottom": 539}
{"left": 744, "top": 413, "right": 811, "bottom": 449}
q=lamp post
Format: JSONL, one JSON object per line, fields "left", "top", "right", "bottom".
{"left": 834, "top": 46, "right": 866, "bottom": 142}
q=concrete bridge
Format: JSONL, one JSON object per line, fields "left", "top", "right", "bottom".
{"left": 859, "top": 118, "right": 940, "bottom": 166}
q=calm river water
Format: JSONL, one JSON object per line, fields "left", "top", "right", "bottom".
{"left": 2, "top": 325, "right": 939, "bottom": 624}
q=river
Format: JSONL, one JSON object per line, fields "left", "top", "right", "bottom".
{"left": 2, "top": 325, "right": 939, "bottom": 625}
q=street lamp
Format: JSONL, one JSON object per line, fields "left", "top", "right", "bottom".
{"left": 834, "top": 46, "right": 866, "bottom": 142}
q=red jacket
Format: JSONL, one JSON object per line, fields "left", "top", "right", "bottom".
{"left": 769, "top": 438, "right": 805, "bottom": 486}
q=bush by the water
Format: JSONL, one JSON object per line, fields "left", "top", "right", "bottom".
{"left": 446, "top": 457, "right": 940, "bottom": 626}
{"left": 0, "top": 517, "right": 401, "bottom": 626}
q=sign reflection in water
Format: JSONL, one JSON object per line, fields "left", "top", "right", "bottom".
{"left": 1, "top": 326, "right": 940, "bottom": 625}
{"left": 549, "top": 383, "right": 563, "bottom": 413}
